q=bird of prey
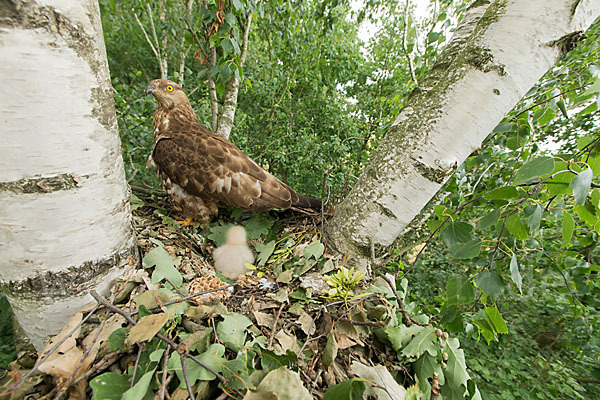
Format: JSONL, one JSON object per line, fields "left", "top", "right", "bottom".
{"left": 145, "top": 79, "right": 322, "bottom": 224}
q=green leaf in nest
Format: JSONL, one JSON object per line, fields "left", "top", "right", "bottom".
{"left": 304, "top": 240, "right": 325, "bottom": 260}
{"left": 322, "top": 331, "right": 338, "bottom": 369}
{"left": 107, "top": 328, "right": 127, "bottom": 351}
{"left": 244, "top": 213, "right": 275, "bottom": 240}
{"left": 90, "top": 372, "right": 130, "bottom": 399}
{"left": 207, "top": 223, "right": 230, "bottom": 246}
{"left": 255, "top": 240, "right": 276, "bottom": 266}
{"left": 143, "top": 245, "right": 183, "bottom": 287}
{"left": 217, "top": 313, "right": 253, "bottom": 351}
{"left": 401, "top": 326, "right": 437, "bottom": 359}
{"left": 122, "top": 368, "right": 156, "bottom": 400}
{"left": 323, "top": 379, "right": 367, "bottom": 400}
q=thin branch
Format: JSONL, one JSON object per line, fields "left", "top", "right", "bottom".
{"left": 56, "top": 313, "right": 109, "bottom": 399}
{"left": 402, "top": 0, "right": 418, "bottom": 86}
{"left": 158, "top": 346, "right": 171, "bottom": 400}
{"left": 180, "top": 355, "right": 196, "bottom": 400}
{"left": 89, "top": 291, "right": 243, "bottom": 398}
{"left": 71, "top": 350, "right": 124, "bottom": 386}
{"left": 267, "top": 302, "right": 285, "bottom": 349}
{"left": 131, "top": 344, "right": 144, "bottom": 388}
{"left": 130, "top": 283, "right": 236, "bottom": 316}
{"left": 146, "top": 3, "right": 166, "bottom": 79}
{"left": 130, "top": 185, "right": 167, "bottom": 197}
{"left": 132, "top": 8, "right": 163, "bottom": 78}
{"left": 400, "top": 196, "right": 483, "bottom": 279}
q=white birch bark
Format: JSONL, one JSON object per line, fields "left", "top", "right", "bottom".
{"left": 326, "top": 0, "right": 600, "bottom": 268}
{"left": 216, "top": 12, "right": 252, "bottom": 139}
{"left": 0, "top": 0, "right": 137, "bottom": 349}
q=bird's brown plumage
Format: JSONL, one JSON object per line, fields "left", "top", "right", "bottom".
{"left": 145, "top": 79, "right": 322, "bottom": 223}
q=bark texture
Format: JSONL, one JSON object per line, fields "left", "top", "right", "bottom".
{"left": 216, "top": 12, "right": 252, "bottom": 139}
{"left": 0, "top": 0, "right": 137, "bottom": 349}
{"left": 326, "top": 0, "right": 600, "bottom": 268}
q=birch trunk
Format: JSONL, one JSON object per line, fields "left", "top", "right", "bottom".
{"left": 216, "top": 12, "right": 252, "bottom": 139}
{"left": 326, "top": 0, "right": 600, "bottom": 269}
{"left": 0, "top": 0, "right": 137, "bottom": 349}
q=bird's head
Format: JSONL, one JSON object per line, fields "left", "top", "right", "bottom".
{"left": 145, "top": 79, "right": 190, "bottom": 109}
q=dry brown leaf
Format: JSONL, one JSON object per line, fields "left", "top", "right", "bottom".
{"left": 133, "top": 289, "right": 170, "bottom": 309}
{"left": 252, "top": 310, "right": 274, "bottom": 329}
{"left": 184, "top": 303, "right": 228, "bottom": 321}
{"left": 125, "top": 313, "right": 169, "bottom": 345}
{"left": 335, "top": 331, "right": 357, "bottom": 350}
{"left": 38, "top": 311, "right": 84, "bottom": 380}
{"left": 274, "top": 330, "right": 300, "bottom": 355}
{"left": 297, "top": 312, "right": 315, "bottom": 335}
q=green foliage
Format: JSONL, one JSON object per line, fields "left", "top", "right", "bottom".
{"left": 90, "top": 372, "right": 131, "bottom": 399}
{"left": 97, "top": 1, "right": 600, "bottom": 398}
{"left": 142, "top": 239, "right": 183, "bottom": 287}
{"left": 323, "top": 378, "right": 367, "bottom": 400}
{"left": 323, "top": 267, "right": 367, "bottom": 301}
{"left": 0, "top": 294, "right": 16, "bottom": 369}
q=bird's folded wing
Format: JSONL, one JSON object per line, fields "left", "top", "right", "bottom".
{"left": 152, "top": 129, "right": 295, "bottom": 210}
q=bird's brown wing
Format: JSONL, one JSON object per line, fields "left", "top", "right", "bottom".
{"left": 152, "top": 125, "right": 296, "bottom": 210}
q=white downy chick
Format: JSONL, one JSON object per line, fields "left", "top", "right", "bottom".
{"left": 213, "top": 226, "right": 254, "bottom": 280}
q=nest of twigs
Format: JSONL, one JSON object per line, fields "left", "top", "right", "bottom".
{"left": 0, "top": 190, "right": 417, "bottom": 400}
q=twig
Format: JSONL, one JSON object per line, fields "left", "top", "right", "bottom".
{"left": 130, "top": 185, "right": 167, "bottom": 197}
{"left": 71, "top": 350, "right": 125, "bottom": 386}
{"left": 89, "top": 291, "right": 244, "bottom": 398}
{"left": 380, "top": 274, "right": 424, "bottom": 327}
{"left": 56, "top": 314, "right": 109, "bottom": 399}
{"left": 320, "top": 171, "right": 329, "bottom": 240}
{"left": 268, "top": 302, "right": 285, "bottom": 349}
{"left": 159, "top": 346, "right": 171, "bottom": 400}
{"left": 131, "top": 284, "right": 236, "bottom": 316}
{"left": 132, "top": 8, "right": 163, "bottom": 78}
{"left": 337, "top": 318, "right": 386, "bottom": 328}
{"left": 400, "top": 195, "right": 483, "bottom": 279}
{"left": 0, "top": 305, "right": 99, "bottom": 398}
{"left": 131, "top": 344, "right": 144, "bottom": 388}
{"left": 298, "top": 335, "right": 326, "bottom": 358}
{"left": 180, "top": 355, "right": 196, "bottom": 400}
{"left": 146, "top": 3, "right": 166, "bottom": 79}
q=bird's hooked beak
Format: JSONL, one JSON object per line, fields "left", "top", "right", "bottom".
{"left": 145, "top": 83, "right": 157, "bottom": 96}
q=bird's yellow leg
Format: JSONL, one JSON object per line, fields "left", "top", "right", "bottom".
{"left": 173, "top": 216, "right": 202, "bottom": 227}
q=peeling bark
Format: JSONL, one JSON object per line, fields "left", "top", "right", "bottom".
{"left": 326, "top": 0, "right": 600, "bottom": 269}
{"left": 0, "top": 0, "right": 136, "bottom": 349}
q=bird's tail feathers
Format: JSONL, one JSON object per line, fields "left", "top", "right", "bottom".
{"left": 292, "top": 192, "right": 323, "bottom": 211}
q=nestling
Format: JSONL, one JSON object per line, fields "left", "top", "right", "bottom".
{"left": 213, "top": 226, "right": 254, "bottom": 280}
{"left": 145, "top": 79, "right": 323, "bottom": 224}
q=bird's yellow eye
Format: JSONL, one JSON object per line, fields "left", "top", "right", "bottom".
{"left": 166, "top": 85, "right": 174, "bottom": 92}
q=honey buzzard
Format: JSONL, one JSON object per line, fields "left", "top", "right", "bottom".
{"left": 145, "top": 79, "right": 322, "bottom": 223}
